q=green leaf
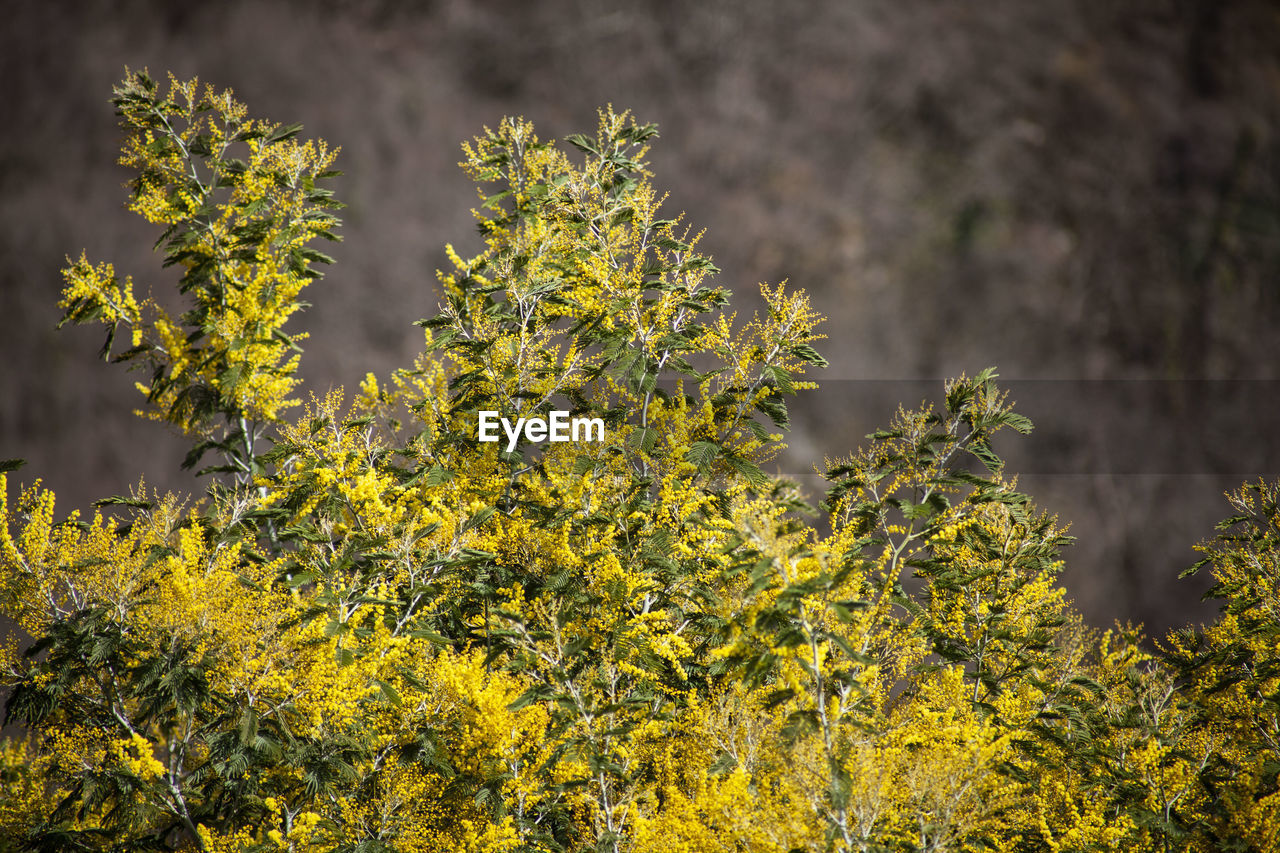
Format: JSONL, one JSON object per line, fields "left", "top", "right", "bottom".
{"left": 565, "top": 133, "right": 599, "bottom": 156}
{"left": 780, "top": 709, "right": 819, "bottom": 742}
{"left": 628, "top": 426, "right": 658, "bottom": 454}
{"left": 968, "top": 440, "right": 1004, "bottom": 473}
{"left": 374, "top": 678, "right": 403, "bottom": 707}
{"left": 1001, "top": 411, "right": 1034, "bottom": 434}
{"left": 789, "top": 342, "right": 828, "bottom": 368}
{"left": 265, "top": 122, "right": 304, "bottom": 144}
{"left": 424, "top": 465, "right": 455, "bottom": 487}
{"left": 756, "top": 394, "right": 790, "bottom": 428}
{"left": 709, "top": 752, "right": 738, "bottom": 775}
{"left": 761, "top": 364, "right": 795, "bottom": 394}
{"left": 294, "top": 246, "right": 335, "bottom": 266}
{"left": 723, "top": 452, "right": 769, "bottom": 489}
{"left": 684, "top": 441, "right": 719, "bottom": 470}
{"left": 92, "top": 495, "right": 153, "bottom": 510}
{"left": 462, "top": 506, "right": 496, "bottom": 533}
{"left": 272, "top": 328, "right": 305, "bottom": 354}
{"left": 482, "top": 190, "right": 511, "bottom": 210}
{"left": 238, "top": 706, "right": 259, "bottom": 747}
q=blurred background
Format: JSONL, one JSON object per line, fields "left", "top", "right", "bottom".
{"left": 3, "top": 0, "right": 1279, "bottom": 635}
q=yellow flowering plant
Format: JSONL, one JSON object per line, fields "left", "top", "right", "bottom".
{"left": 2, "top": 70, "right": 1279, "bottom": 853}
{"left": 58, "top": 70, "right": 342, "bottom": 484}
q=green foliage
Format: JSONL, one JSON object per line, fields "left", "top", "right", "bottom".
{"left": 2, "top": 69, "right": 1279, "bottom": 853}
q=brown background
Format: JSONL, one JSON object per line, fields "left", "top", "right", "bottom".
{"left": 3, "top": 0, "right": 1280, "bottom": 635}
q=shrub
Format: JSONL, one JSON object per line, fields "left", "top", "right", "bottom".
{"left": 1, "top": 70, "right": 1277, "bottom": 853}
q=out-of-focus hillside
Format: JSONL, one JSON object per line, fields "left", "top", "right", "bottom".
{"left": 3, "top": 0, "right": 1279, "bottom": 632}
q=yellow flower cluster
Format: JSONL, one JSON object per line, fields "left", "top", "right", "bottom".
{"left": 58, "top": 253, "right": 143, "bottom": 328}
{"left": 62, "top": 72, "right": 341, "bottom": 439}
